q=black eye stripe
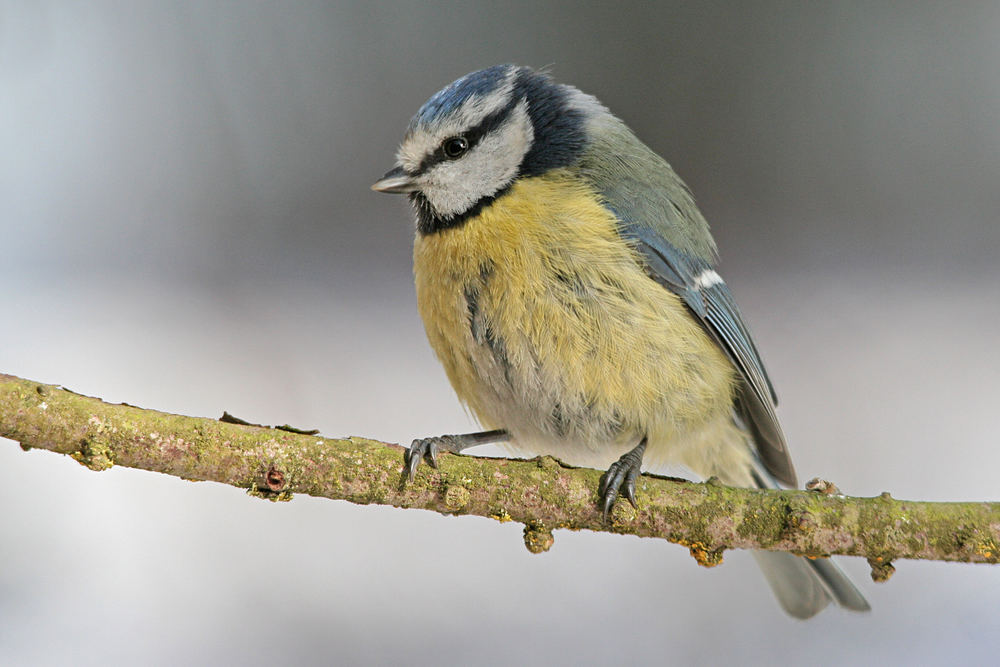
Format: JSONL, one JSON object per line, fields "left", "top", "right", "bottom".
{"left": 413, "top": 96, "right": 520, "bottom": 175}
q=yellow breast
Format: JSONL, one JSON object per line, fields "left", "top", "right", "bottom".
{"left": 413, "top": 170, "right": 735, "bottom": 462}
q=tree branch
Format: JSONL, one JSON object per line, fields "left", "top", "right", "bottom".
{"left": 2, "top": 372, "right": 997, "bottom": 577}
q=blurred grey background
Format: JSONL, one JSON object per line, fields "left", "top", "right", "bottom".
{"left": 2, "top": 1, "right": 999, "bottom": 664}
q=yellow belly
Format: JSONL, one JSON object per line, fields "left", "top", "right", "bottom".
{"left": 413, "top": 171, "right": 737, "bottom": 467}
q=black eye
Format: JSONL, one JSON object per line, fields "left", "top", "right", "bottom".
{"left": 442, "top": 136, "right": 469, "bottom": 159}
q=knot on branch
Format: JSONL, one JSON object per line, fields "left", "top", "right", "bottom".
{"left": 785, "top": 506, "right": 818, "bottom": 533}
{"left": 264, "top": 465, "right": 287, "bottom": 491}
{"left": 249, "top": 464, "right": 292, "bottom": 502}
{"left": 783, "top": 494, "right": 822, "bottom": 539}
{"left": 680, "top": 540, "right": 724, "bottom": 568}
{"left": 868, "top": 556, "right": 896, "bottom": 582}
{"left": 805, "top": 477, "right": 841, "bottom": 495}
{"left": 523, "top": 524, "right": 554, "bottom": 554}
{"left": 72, "top": 438, "right": 114, "bottom": 472}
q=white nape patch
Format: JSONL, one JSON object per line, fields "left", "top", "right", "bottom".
{"left": 563, "top": 84, "right": 611, "bottom": 120}
{"left": 396, "top": 71, "right": 517, "bottom": 173}
{"left": 418, "top": 99, "right": 534, "bottom": 219}
{"left": 693, "top": 269, "right": 724, "bottom": 289}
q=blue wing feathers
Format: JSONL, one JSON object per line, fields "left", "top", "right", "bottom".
{"left": 620, "top": 223, "right": 797, "bottom": 486}
{"left": 583, "top": 129, "right": 796, "bottom": 485}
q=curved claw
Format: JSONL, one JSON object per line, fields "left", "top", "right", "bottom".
{"left": 425, "top": 440, "right": 441, "bottom": 468}
{"left": 599, "top": 465, "right": 625, "bottom": 516}
{"left": 406, "top": 437, "right": 443, "bottom": 481}
{"left": 598, "top": 438, "right": 647, "bottom": 519}
{"left": 405, "top": 444, "right": 420, "bottom": 481}
{"left": 601, "top": 486, "right": 620, "bottom": 518}
{"left": 622, "top": 463, "right": 642, "bottom": 507}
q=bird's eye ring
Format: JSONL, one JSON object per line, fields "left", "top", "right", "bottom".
{"left": 442, "top": 136, "right": 469, "bottom": 159}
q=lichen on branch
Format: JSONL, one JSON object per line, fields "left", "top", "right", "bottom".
{"left": 1, "top": 372, "right": 998, "bottom": 577}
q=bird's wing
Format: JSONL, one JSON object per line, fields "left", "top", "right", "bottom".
{"left": 618, "top": 222, "right": 797, "bottom": 487}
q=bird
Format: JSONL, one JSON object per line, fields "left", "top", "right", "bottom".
{"left": 371, "top": 64, "right": 869, "bottom": 618}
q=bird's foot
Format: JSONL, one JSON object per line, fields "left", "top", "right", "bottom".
{"left": 404, "top": 429, "right": 509, "bottom": 482}
{"left": 598, "top": 438, "right": 648, "bottom": 518}
{"left": 406, "top": 435, "right": 461, "bottom": 481}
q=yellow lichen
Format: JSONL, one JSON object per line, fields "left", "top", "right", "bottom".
{"left": 523, "top": 525, "right": 555, "bottom": 554}
{"left": 444, "top": 485, "right": 471, "bottom": 511}
{"left": 490, "top": 507, "right": 512, "bottom": 523}
{"left": 867, "top": 556, "right": 895, "bottom": 582}
{"left": 676, "top": 539, "right": 724, "bottom": 568}
{"left": 72, "top": 439, "right": 114, "bottom": 472}
{"left": 246, "top": 487, "right": 293, "bottom": 502}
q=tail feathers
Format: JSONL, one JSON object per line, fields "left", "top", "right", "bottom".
{"left": 808, "top": 557, "right": 871, "bottom": 613}
{"left": 749, "top": 461, "right": 870, "bottom": 618}
{"left": 752, "top": 551, "right": 870, "bottom": 619}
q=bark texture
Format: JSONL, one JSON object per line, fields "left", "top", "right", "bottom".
{"left": 2, "top": 373, "right": 998, "bottom": 574}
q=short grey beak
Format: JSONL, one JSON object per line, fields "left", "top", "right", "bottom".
{"left": 371, "top": 166, "right": 419, "bottom": 194}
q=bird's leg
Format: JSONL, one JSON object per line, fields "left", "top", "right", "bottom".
{"left": 405, "top": 429, "right": 509, "bottom": 481}
{"left": 598, "top": 437, "right": 648, "bottom": 518}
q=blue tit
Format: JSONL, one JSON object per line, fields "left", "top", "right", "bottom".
{"left": 372, "top": 64, "right": 869, "bottom": 618}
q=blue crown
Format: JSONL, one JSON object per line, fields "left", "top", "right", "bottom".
{"left": 410, "top": 64, "right": 516, "bottom": 130}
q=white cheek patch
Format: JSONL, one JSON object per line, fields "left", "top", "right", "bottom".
{"left": 420, "top": 100, "right": 534, "bottom": 218}
{"left": 397, "top": 73, "right": 517, "bottom": 173}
